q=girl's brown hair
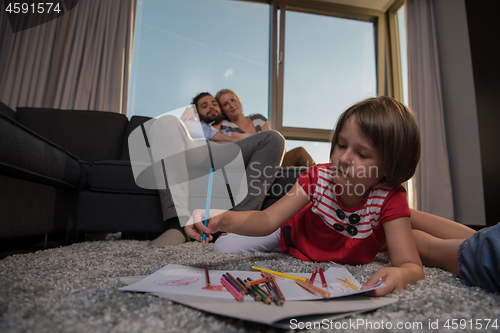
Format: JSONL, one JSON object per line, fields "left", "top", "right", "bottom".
{"left": 330, "top": 96, "right": 420, "bottom": 187}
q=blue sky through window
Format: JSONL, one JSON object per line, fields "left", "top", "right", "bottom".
{"left": 128, "top": 0, "right": 380, "bottom": 164}
{"left": 128, "top": 0, "right": 270, "bottom": 119}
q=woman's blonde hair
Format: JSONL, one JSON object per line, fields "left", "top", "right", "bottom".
{"left": 330, "top": 96, "right": 421, "bottom": 188}
{"left": 215, "top": 89, "right": 244, "bottom": 115}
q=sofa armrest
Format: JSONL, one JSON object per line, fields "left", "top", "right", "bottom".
{"left": 0, "top": 113, "right": 81, "bottom": 189}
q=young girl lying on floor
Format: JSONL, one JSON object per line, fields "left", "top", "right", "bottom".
{"left": 185, "top": 96, "right": 500, "bottom": 295}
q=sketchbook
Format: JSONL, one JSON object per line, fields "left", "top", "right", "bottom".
{"left": 119, "top": 264, "right": 397, "bottom": 328}
{"left": 120, "top": 264, "right": 383, "bottom": 300}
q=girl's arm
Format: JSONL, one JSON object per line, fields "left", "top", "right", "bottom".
{"left": 185, "top": 182, "right": 310, "bottom": 242}
{"left": 362, "top": 216, "right": 425, "bottom": 296}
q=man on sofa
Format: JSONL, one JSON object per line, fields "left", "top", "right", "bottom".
{"left": 149, "top": 92, "right": 286, "bottom": 246}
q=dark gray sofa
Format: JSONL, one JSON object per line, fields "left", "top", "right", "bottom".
{"left": 0, "top": 101, "right": 305, "bottom": 239}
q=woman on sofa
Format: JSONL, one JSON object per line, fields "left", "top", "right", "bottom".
{"left": 215, "top": 89, "right": 316, "bottom": 168}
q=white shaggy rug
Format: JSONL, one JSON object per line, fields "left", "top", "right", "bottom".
{"left": 1, "top": 240, "right": 499, "bottom": 332}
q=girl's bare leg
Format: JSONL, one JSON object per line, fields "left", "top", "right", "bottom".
{"left": 412, "top": 230, "right": 463, "bottom": 274}
{"left": 410, "top": 209, "right": 475, "bottom": 239}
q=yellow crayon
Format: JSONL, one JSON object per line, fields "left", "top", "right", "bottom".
{"left": 251, "top": 266, "right": 308, "bottom": 282}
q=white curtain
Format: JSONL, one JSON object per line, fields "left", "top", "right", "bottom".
{"left": 407, "top": 0, "right": 454, "bottom": 220}
{"left": 0, "top": 0, "right": 136, "bottom": 115}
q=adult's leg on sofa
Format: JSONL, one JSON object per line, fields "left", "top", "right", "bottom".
{"left": 281, "top": 147, "right": 316, "bottom": 168}
{"left": 232, "top": 130, "right": 285, "bottom": 211}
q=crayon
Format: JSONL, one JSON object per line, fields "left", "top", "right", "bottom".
{"left": 222, "top": 274, "right": 244, "bottom": 296}
{"left": 261, "top": 273, "right": 285, "bottom": 306}
{"left": 226, "top": 273, "right": 247, "bottom": 295}
{"left": 204, "top": 268, "right": 211, "bottom": 288}
{"left": 265, "top": 281, "right": 284, "bottom": 306}
{"left": 251, "top": 266, "right": 307, "bottom": 282}
{"left": 246, "top": 285, "right": 261, "bottom": 301}
{"left": 242, "top": 279, "right": 262, "bottom": 302}
{"left": 221, "top": 278, "right": 244, "bottom": 302}
{"left": 309, "top": 266, "right": 318, "bottom": 283}
{"left": 247, "top": 278, "right": 272, "bottom": 304}
{"left": 319, "top": 267, "right": 328, "bottom": 288}
{"left": 235, "top": 277, "right": 250, "bottom": 295}
{"left": 269, "top": 276, "right": 285, "bottom": 305}
{"left": 296, "top": 279, "right": 330, "bottom": 298}
{"left": 245, "top": 277, "right": 269, "bottom": 288}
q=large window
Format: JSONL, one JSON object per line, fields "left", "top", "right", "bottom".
{"left": 128, "top": 0, "right": 270, "bottom": 119}
{"left": 281, "top": 11, "right": 377, "bottom": 131}
{"left": 129, "top": 0, "right": 393, "bottom": 164}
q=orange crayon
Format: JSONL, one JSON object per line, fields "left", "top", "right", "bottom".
{"left": 245, "top": 277, "right": 269, "bottom": 288}
{"left": 296, "top": 279, "right": 330, "bottom": 298}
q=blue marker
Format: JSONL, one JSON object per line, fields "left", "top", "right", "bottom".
{"left": 202, "top": 167, "right": 214, "bottom": 245}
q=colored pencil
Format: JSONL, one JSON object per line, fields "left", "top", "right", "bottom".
{"left": 235, "top": 277, "right": 250, "bottom": 296}
{"left": 309, "top": 266, "right": 318, "bottom": 283}
{"left": 202, "top": 168, "right": 214, "bottom": 245}
{"left": 204, "top": 268, "right": 211, "bottom": 288}
{"left": 222, "top": 274, "right": 244, "bottom": 296}
{"left": 242, "top": 279, "right": 262, "bottom": 302}
{"left": 226, "top": 273, "right": 247, "bottom": 295}
{"left": 251, "top": 266, "right": 307, "bottom": 282}
{"left": 245, "top": 285, "right": 261, "bottom": 301}
{"left": 252, "top": 286, "right": 270, "bottom": 304}
{"left": 247, "top": 278, "right": 272, "bottom": 304}
{"left": 221, "top": 278, "right": 244, "bottom": 302}
{"left": 318, "top": 267, "right": 328, "bottom": 288}
{"left": 268, "top": 276, "right": 286, "bottom": 305}
{"left": 244, "top": 277, "right": 269, "bottom": 288}
{"left": 260, "top": 272, "right": 285, "bottom": 306}
{"left": 265, "top": 281, "right": 284, "bottom": 306}
{"left": 243, "top": 280, "right": 262, "bottom": 301}
{"left": 296, "top": 279, "right": 330, "bottom": 298}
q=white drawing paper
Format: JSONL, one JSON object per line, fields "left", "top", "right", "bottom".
{"left": 119, "top": 264, "right": 383, "bottom": 301}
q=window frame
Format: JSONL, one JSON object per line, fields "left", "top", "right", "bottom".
{"left": 269, "top": 0, "right": 388, "bottom": 142}
{"left": 387, "top": 0, "right": 406, "bottom": 103}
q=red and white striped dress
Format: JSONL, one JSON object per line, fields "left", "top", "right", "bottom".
{"left": 280, "top": 163, "right": 410, "bottom": 264}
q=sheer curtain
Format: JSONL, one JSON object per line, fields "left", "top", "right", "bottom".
{"left": 0, "top": 0, "right": 136, "bottom": 115}
{"left": 407, "top": 0, "right": 454, "bottom": 220}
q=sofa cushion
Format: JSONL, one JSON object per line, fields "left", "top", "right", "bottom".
{"left": 0, "top": 114, "right": 81, "bottom": 189}
{"left": 76, "top": 190, "right": 165, "bottom": 232}
{"left": 88, "top": 160, "right": 157, "bottom": 195}
{"left": 16, "top": 107, "right": 128, "bottom": 162}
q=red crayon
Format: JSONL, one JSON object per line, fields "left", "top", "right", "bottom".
{"left": 319, "top": 267, "right": 328, "bottom": 288}
{"left": 204, "top": 268, "right": 211, "bottom": 288}
{"left": 309, "top": 267, "right": 318, "bottom": 283}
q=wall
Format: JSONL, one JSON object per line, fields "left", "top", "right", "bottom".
{"left": 433, "top": 0, "right": 486, "bottom": 225}
{"left": 464, "top": 0, "right": 500, "bottom": 226}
